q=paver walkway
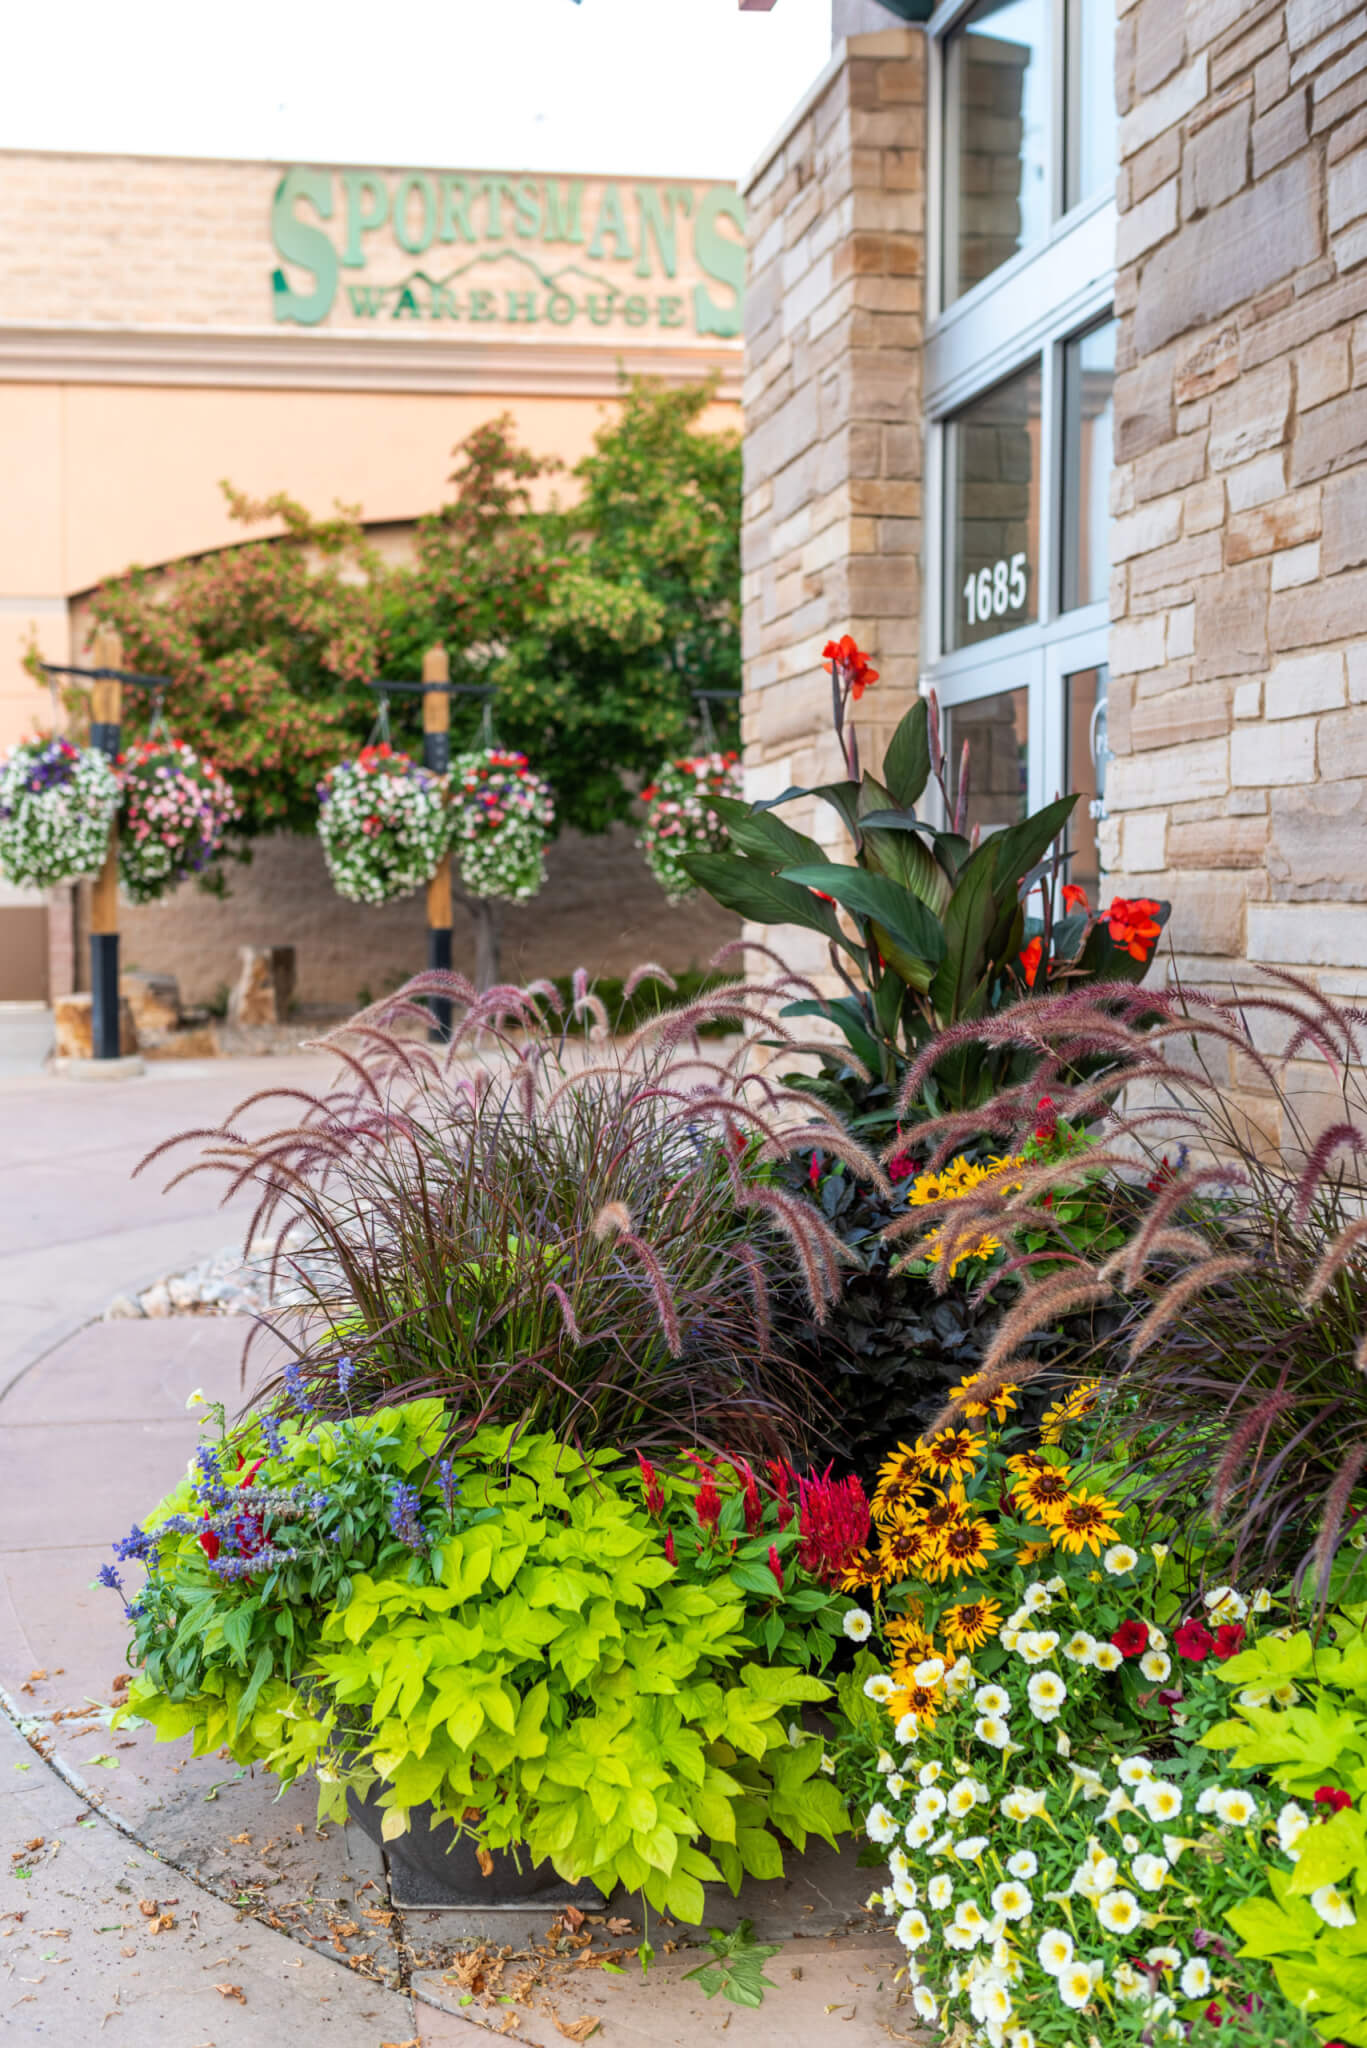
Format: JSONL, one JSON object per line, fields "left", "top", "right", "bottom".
{"left": 0, "top": 1056, "right": 911, "bottom": 2046}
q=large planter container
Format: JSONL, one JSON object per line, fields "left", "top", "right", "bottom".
{"left": 347, "top": 1787, "right": 605, "bottom": 1913}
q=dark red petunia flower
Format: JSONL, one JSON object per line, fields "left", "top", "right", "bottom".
{"left": 1213, "top": 1622, "right": 1246, "bottom": 1661}
{"left": 1174, "top": 1617, "right": 1215, "bottom": 1662}
{"left": 1316, "top": 1786, "right": 1352, "bottom": 1815}
{"left": 1111, "top": 1620, "right": 1150, "bottom": 1659}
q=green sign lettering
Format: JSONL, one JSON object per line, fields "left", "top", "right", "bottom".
{"left": 393, "top": 173, "right": 437, "bottom": 256}
{"left": 692, "top": 187, "right": 745, "bottom": 340}
{"left": 587, "top": 183, "right": 632, "bottom": 261}
{"left": 341, "top": 171, "right": 390, "bottom": 268}
{"left": 271, "top": 168, "right": 338, "bottom": 327}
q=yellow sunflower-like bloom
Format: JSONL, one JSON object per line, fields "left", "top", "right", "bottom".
{"left": 1044, "top": 1486, "right": 1125, "bottom": 1556}
{"left": 1040, "top": 1381, "right": 1101, "bottom": 1445}
{"left": 872, "top": 1444, "right": 928, "bottom": 1525}
{"left": 942, "top": 1596, "right": 1002, "bottom": 1652}
{"left": 876, "top": 1512, "right": 940, "bottom": 1589}
{"left": 1016, "top": 1539, "right": 1053, "bottom": 1567}
{"left": 885, "top": 1612, "right": 936, "bottom": 1665}
{"left": 888, "top": 1680, "right": 941, "bottom": 1734}
{"left": 1012, "top": 1463, "right": 1074, "bottom": 1521}
{"left": 838, "top": 1551, "right": 884, "bottom": 1595}
{"left": 947, "top": 1371, "right": 1020, "bottom": 1423}
{"left": 918, "top": 1426, "right": 983, "bottom": 1483}
{"left": 925, "top": 1515, "right": 997, "bottom": 1580}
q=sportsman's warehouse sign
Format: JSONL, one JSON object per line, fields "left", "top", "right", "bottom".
{"left": 270, "top": 168, "right": 745, "bottom": 338}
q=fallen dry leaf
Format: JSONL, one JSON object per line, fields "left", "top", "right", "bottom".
{"left": 214, "top": 1984, "right": 246, "bottom": 2003}
{"left": 563, "top": 1904, "right": 586, "bottom": 1932}
{"left": 228, "top": 1832, "right": 251, "bottom": 1846}
{"left": 28, "top": 1669, "right": 47, "bottom": 1683}
{"left": 138, "top": 1900, "right": 158, "bottom": 1917}
{"left": 476, "top": 1846, "right": 495, "bottom": 1878}
{"left": 110, "top": 1675, "right": 129, "bottom": 1693}
{"left": 148, "top": 1914, "right": 177, "bottom": 1935}
{"left": 605, "top": 1916, "right": 634, "bottom": 1935}
{"left": 24, "top": 1838, "right": 44, "bottom": 1853}
{"left": 555, "top": 2022, "right": 601, "bottom": 2043}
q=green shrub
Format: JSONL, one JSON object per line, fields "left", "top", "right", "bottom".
{"left": 112, "top": 1403, "right": 850, "bottom": 1918}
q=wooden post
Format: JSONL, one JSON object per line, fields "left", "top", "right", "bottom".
{"left": 88, "top": 626, "right": 123, "bottom": 1058}
{"left": 422, "top": 646, "right": 453, "bottom": 1041}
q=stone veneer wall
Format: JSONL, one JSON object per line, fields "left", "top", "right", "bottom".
{"left": 1107, "top": 0, "right": 1367, "bottom": 1066}
{"left": 740, "top": 25, "right": 926, "bottom": 981}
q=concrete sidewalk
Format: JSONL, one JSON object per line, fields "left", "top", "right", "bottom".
{"left": 0, "top": 1058, "right": 913, "bottom": 2047}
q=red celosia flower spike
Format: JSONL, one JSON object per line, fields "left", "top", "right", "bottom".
{"left": 767, "top": 1544, "right": 784, "bottom": 1591}
{"left": 636, "top": 1451, "right": 665, "bottom": 1519}
{"left": 797, "top": 1466, "right": 871, "bottom": 1585}
{"left": 738, "top": 1461, "right": 763, "bottom": 1537}
{"left": 1110, "top": 1619, "right": 1150, "bottom": 1659}
{"left": 767, "top": 1459, "right": 796, "bottom": 1532}
{"left": 694, "top": 1473, "right": 722, "bottom": 1534}
{"left": 664, "top": 1528, "right": 677, "bottom": 1567}
{"left": 1105, "top": 896, "right": 1163, "bottom": 963}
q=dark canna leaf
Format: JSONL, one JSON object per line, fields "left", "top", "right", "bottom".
{"left": 751, "top": 781, "right": 861, "bottom": 838}
{"left": 862, "top": 823, "right": 954, "bottom": 918}
{"left": 779, "top": 865, "right": 946, "bottom": 971}
{"left": 930, "top": 841, "right": 1001, "bottom": 1024}
{"left": 883, "top": 699, "right": 933, "bottom": 810}
{"left": 708, "top": 795, "right": 829, "bottom": 874}
{"left": 781, "top": 997, "right": 882, "bottom": 1075}
{"left": 989, "top": 793, "right": 1079, "bottom": 897}
{"left": 682, "top": 854, "right": 857, "bottom": 954}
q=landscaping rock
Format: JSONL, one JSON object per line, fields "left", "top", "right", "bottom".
{"left": 228, "top": 945, "right": 297, "bottom": 1028}
{"left": 52, "top": 991, "right": 138, "bottom": 1059}
{"left": 119, "top": 968, "right": 181, "bottom": 1035}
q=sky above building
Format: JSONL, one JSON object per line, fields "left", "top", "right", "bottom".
{"left": 4, "top": 0, "right": 831, "bottom": 182}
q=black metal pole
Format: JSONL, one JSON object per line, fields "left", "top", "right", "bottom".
{"left": 89, "top": 660, "right": 122, "bottom": 1059}
{"left": 422, "top": 651, "right": 453, "bottom": 1043}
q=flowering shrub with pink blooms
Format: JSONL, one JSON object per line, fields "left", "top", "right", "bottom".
{"left": 449, "top": 747, "right": 554, "bottom": 902}
{"left": 316, "top": 742, "right": 453, "bottom": 906}
{"left": 639, "top": 751, "right": 742, "bottom": 903}
{"left": 116, "top": 737, "right": 239, "bottom": 904}
{"left": 0, "top": 736, "right": 120, "bottom": 889}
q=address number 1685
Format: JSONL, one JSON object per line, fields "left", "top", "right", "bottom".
{"left": 963, "top": 553, "right": 1028, "bottom": 626}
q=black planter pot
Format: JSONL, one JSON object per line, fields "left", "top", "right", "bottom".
{"left": 347, "top": 1785, "right": 605, "bottom": 1913}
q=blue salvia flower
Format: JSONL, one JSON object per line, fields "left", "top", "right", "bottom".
{"left": 336, "top": 1355, "right": 356, "bottom": 1397}
{"left": 389, "top": 1482, "right": 426, "bottom": 1551}
{"left": 192, "top": 1446, "right": 230, "bottom": 1507}
{"left": 96, "top": 1562, "right": 123, "bottom": 1593}
{"left": 112, "top": 1523, "right": 155, "bottom": 1564}
{"left": 159, "top": 1513, "right": 200, "bottom": 1536}
{"left": 437, "top": 1460, "right": 461, "bottom": 1517}
{"left": 309, "top": 1491, "right": 329, "bottom": 1517}
{"left": 124, "top": 1597, "right": 144, "bottom": 1621}
{"left": 258, "top": 1412, "right": 287, "bottom": 1460}
{"left": 283, "top": 1363, "right": 314, "bottom": 1413}
{"left": 208, "top": 1547, "right": 300, "bottom": 1581}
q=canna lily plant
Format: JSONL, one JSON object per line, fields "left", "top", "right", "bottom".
{"left": 684, "top": 635, "right": 1171, "bottom": 1141}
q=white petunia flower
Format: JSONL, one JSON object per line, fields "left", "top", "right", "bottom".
{"left": 1251, "top": 1587, "right": 1272, "bottom": 1614}
{"left": 1063, "top": 1630, "right": 1098, "bottom": 1665}
{"left": 1057, "top": 1962, "right": 1095, "bottom": 2010}
{"left": 1023, "top": 1582, "right": 1053, "bottom": 1612}
{"left": 875, "top": 1749, "right": 895, "bottom": 1774}
{"left": 1311, "top": 1882, "right": 1357, "bottom": 1928}
{"left": 1092, "top": 1643, "right": 1122, "bottom": 1672}
{"left": 977, "top": 1980, "right": 1015, "bottom": 2025}
{"left": 863, "top": 1673, "right": 894, "bottom": 1704}
{"left": 865, "top": 1802, "right": 898, "bottom": 1844}
{"left": 842, "top": 1607, "right": 873, "bottom": 1642}
{"left": 916, "top": 1785, "right": 948, "bottom": 1820}
{"left": 947, "top": 1780, "right": 981, "bottom": 1817}
{"left": 1097, "top": 1888, "right": 1142, "bottom": 1935}
{"left": 974, "top": 1683, "right": 1011, "bottom": 1716}
{"left": 1162, "top": 1834, "right": 1187, "bottom": 1865}
{"left": 1203, "top": 1585, "right": 1247, "bottom": 1622}
{"left": 1055, "top": 1729, "right": 1071, "bottom": 1758}
{"left": 991, "top": 1880, "right": 1032, "bottom": 1922}
{"left": 955, "top": 1835, "right": 989, "bottom": 1863}
{"left": 1277, "top": 1801, "right": 1310, "bottom": 1858}
{"left": 904, "top": 1814, "right": 935, "bottom": 1847}
{"left": 1121, "top": 1832, "right": 1140, "bottom": 1854}
{"left": 887, "top": 1773, "right": 907, "bottom": 1800}
{"left": 1006, "top": 1849, "right": 1038, "bottom": 1879}
{"left": 918, "top": 1761, "right": 944, "bottom": 1787}
{"left": 1071, "top": 1765, "right": 1107, "bottom": 1801}
{"left": 1196, "top": 1784, "right": 1222, "bottom": 1815}
{"left": 928, "top": 1873, "right": 954, "bottom": 1911}
{"left": 1132, "top": 1853, "right": 1169, "bottom": 1892}
{"left": 1180, "top": 1958, "right": 1212, "bottom": 1998}
{"left": 912, "top": 1985, "right": 938, "bottom": 2022}
{"left": 1104, "top": 1544, "right": 1138, "bottom": 1576}
{"left": 1036, "top": 1928, "right": 1074, "bottom": 1975}
{"left": 1137, "top": 1779, "right": 1182, "bottom": 1824}
{"left": 1027, "top": 1669, "right": 1067, "bottom": 1721}
{"left": 1139, "top": 1649, "right": 1171, "bottom": 1682}
{"left": 1016, "top": 1630, "right": 1061, "bottom": 1666}
{"left": 914, "top": 1656, "right": 946, "bottom": 1688}
{"left": 1146, "top": 1946, "right": 1180, "bottom": 1971}
{"left": 1215, "top": 1787, "right": 1259, "bottom": 1827}
{"left": 1118, "top": 1756, "right": 1154, "bottom": 1786}
{"left": 976, "top": 1714, "right": 1013, "bottom": 1751}
{"left": 896, "top": 1907, "right": 931, "bottom": 1950}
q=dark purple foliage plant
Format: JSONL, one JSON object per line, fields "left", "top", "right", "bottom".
{"left": 141, "top": 965, "right": 885, "bottom": 1462}
{"left": 882, "top": 967, "right": 1367, "bottom": 1593}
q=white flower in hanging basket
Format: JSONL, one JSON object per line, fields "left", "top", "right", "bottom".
{"left": 317, "top": 742, "right": 453, "bottom": 906}
{"left": 117, "top": 737, "right": 239, "bottom": 905}
{"left": 0, "top": 736, "right": 120, "bottom": 891}
{"left": 639, "top": 751, "right": 742, "bottom": 903}
{"left": 450, "top": 748, "right": 554, "bottom": 903}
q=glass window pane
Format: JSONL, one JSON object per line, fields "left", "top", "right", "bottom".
{"left": 1064, "top": 664, "right": 1108, "bottom": 900}
{"left": 944, "top": 687, "right": 1030, "bottom": 836}
{"left": 1065, "top": 0, "right": 1118, "bottom": 212}
{"left": 945, "top": 359, "right": 1042, "bottom": 654}
{"left": 1061, "top": 319, "right": 1115, "bottom": 613}
{"left": 944, "top": 0, "right": 1050, "bottom": 305}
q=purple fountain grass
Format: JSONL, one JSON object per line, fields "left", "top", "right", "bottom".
{"left": 137, "top": 967, "right": 880, "bottom": 1463}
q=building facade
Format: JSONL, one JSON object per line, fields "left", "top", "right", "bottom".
{"left": 0, "top": 151, "right": 745, "bottom": 1002}
{"left": 740, "top": 0, "right": 1367, "bottom": 1030}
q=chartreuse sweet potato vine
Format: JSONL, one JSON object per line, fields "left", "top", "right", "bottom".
{"left": 112, "top": 1401, "right": 849, "bottom": 1920}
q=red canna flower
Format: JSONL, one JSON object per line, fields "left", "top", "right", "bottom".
{"left": 1105, "top": 896, "right": 1163, "bottom": 963}
{"left": 664, "top": 1527, "right": 677, "bottom": 1567}
{"left": 1213, "top": 1622, "right": 1246, "bottom": 1661}
{"left": 768, "top": 1544, "right": 784, "bottom": 1590}
{"left": 1061, "top": 882, "right": 1089, "bottom": 913}
{"left": 821, "top": 634, "right": 879, "bottom": 700}
{"left": 1316, "top": 1786, "right": 1352, "bottom": 1815}
{"left": 1174, "top": 1617, "right": 1215, "bottom": 1662}
{"left": 1111, "top": 1619, "right": 1150, "bottom": 1660}
{"left": 1019, "top": 936, "right": 1045, "bottom": 988}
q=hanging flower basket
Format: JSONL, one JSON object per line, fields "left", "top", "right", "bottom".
{"left": 639, "top": 751, "right": 742, "bottom": 903}
{"left": 451, "top": 748, "right": 554, "bottom": 902}
{"left": 0, "top": 737, "right": 120, "bottom": 890}
{"left": 317, "top": 743, "right": 453, "bottom": 906}
{"left": 116, "top": 737, "right": 239, "bottom": 905}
